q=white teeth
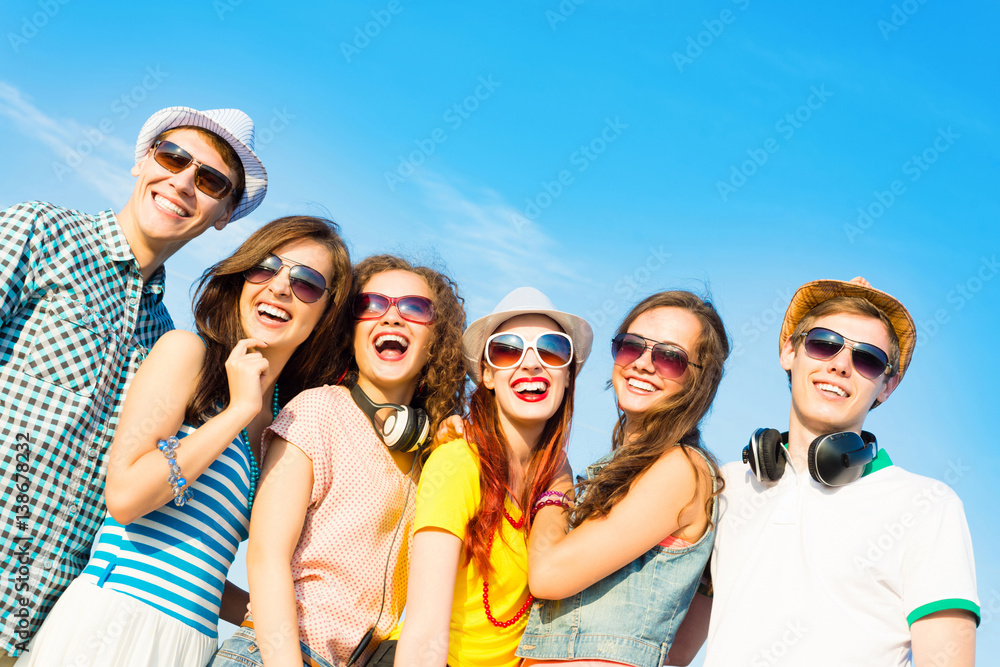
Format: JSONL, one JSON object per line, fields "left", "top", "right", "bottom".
{"left": 376, "top": 334, "right": 409, "bottom": 349}
{"left": 514, "top": 381, "right": 548, "bottom": 393}
{"left": 257, "top": 303, "right": 290, "bottom": 321}
{"left": 628, "top": 378, "right": 656, "bottom": 392}
{"left": 154, "top": 194, "right": 189, "bottom": 217}
{"left": 817, "top": 383, "right": 847, "bottom": 397}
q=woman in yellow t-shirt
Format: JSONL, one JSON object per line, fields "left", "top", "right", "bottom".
{"left": 378, "top": 287, "right": 592, "bottom": 667}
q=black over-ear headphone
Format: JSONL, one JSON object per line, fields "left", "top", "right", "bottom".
{"left": 350, "top": 383, "right": 430, "bottom": 453}
{"left": 742, "top": 428, "right": 878, "bottom": 487}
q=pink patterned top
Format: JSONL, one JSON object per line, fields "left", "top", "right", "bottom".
{"left": 264, "top": 385, "right": 417, "bottom": 665}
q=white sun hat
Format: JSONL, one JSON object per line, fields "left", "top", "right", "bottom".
{"left": 134, "top": 106, "right": 267, "bottom": 221}
{"left": 462, "top": 287, "right": 594, "bottom": 383}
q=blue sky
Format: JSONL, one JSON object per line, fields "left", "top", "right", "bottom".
{"left": 2, "top": 0, "right": 997, "bottom": 660}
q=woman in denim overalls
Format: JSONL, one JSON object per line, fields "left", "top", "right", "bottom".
{"left": 516, "top": 291, "right": 730, "bottom": 667}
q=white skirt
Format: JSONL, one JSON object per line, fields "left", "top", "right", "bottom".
{"left": 15, "top": 578, "right": 217, "bottom": 667}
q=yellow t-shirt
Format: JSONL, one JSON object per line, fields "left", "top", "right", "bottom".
{"left": 391, "top": 438, "right": 530, "bottom": 667}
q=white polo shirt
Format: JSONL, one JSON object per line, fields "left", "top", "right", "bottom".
{"left": 704, "top": 449, "right": 979, "bottom": 667}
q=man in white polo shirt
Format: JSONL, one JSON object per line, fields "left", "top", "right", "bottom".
{"left": 670, "top": 277, "right": 979, "bottom": 666}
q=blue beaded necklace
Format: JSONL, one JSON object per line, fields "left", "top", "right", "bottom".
{"left": 241, "top": 384, "right": 279, "bottom": 512}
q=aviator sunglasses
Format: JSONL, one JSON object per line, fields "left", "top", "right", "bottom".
{"left": 353, "top": 293, "right": 436, "bottom": 325}
{"left": 485, "top": 331, "right": 574, "bottom": 370}
{"left": 799, "top": 327, "right": 892, "bottom": 379}
{"left": 150, "top": 140, "right": 234, "bottom": 199}
{"left": 244, "top": 254, "right": 330, "bottom": 303}
{"left": 611, "top": 332, "right": 702, "bottom": 380}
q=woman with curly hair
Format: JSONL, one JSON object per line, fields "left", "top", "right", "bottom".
{"left": 17, "top": 215, "right": 353, "bottom": 667}
{"left": 514, "top": 291, "right": 730, "bottom": 667}
{"left": 212, "top": 256, "right": 467, "bottom": 667}
{"left": 374, "top": 287, "right": 592, "bottom": 667}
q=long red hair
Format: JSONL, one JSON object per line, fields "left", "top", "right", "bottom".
{"left": 462, "top": 369, "right": 576, "bottom": 578}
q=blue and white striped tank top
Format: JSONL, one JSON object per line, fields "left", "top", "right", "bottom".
{"left": 80, "top": 423, "right": 252, "bottom": 637}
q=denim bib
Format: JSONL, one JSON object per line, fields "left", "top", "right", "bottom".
{"left": 517, "top": 447, "right": 717, "bottom": 667}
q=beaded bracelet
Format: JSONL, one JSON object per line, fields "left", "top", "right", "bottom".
{"left": 530, "top": 498, "right": 570, "bottom": 521}
{"left": 158, "top": 436, "right": 193, "bottom": 507}
{"left": 531, "top": 489, "right": 573, "bottom": 520}
{"left": 535, "top": 490, "right": 569, "bottom": 504}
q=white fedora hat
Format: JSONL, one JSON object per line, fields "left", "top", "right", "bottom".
{"left": 134, "top": 106, "right": 267, "bottom": 221}
{"left": 462, "top": 287, "right": 593, "bottom": 383}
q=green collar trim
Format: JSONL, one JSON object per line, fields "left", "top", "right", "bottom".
{"left": 861, "top": 448, "right": 893, "bottom": 477}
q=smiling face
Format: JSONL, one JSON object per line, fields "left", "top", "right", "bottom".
{"left": 122, "top": 128, "right": 238, "bottom": 258}
{"left": 353, "top": 270, "right": 434, "bottom": 404}
{"left": 612, "top": 306, "right": 703, "bottom": 425}
{"left": 238, "top": 238, "right": 333, "bottom": 352}
{"left": 481, "top": 314, "right": 570, "bottom": 435}
{"left": 781, "top": 311, "right": 897, "bottom": 437}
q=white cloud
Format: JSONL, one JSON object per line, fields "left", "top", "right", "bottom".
{"left": 411, "top": 173, "right": 601, "bottom": 314}
{"left": 0, "top": 81, "right": 133, "bottom": 203}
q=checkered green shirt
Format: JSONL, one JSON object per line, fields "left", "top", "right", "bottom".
{"left": 0, "top": 201, "right": 173, "bottom": 654}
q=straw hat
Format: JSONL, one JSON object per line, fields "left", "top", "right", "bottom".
{"left": 779, "top": 277, "right": 916, "bottom": 381}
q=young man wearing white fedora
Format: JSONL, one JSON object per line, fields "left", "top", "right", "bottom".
{"left": 669, "top": 277, "right": 979, "bottom": 666}
{"left": 0, "top": 106, "right": 267, "bottom": 662}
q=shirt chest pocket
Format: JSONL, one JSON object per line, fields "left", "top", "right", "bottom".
{"left": 26, "top": 297, "right": 116, "bottom": 396}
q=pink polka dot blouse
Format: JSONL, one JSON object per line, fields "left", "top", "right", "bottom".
{"left": 264, "top": 385, "right": 417, "bottom": 665}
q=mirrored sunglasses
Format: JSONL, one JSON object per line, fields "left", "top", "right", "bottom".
{"left": 485, "top": 331, "right": 574, "bottom": 370}
{"left": 244, "top": 254, "right": 330, "bottom": 303}
{"left": 611, "top": 332, "right": 701, "bottom": 380}
{"left": 800, "top": 327, "right": 892, "bottom": 379}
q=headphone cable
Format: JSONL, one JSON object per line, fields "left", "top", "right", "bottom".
{"left": 347, "top": 454, "right": 417, "bottom": 666}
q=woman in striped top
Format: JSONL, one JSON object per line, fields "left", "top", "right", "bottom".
{"left": 15, "top": 216, "right": 353, "bottom": 667}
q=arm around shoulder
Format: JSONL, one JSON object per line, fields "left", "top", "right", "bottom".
{"left": 529, "top": 446, "right": 706, "bottom": 600}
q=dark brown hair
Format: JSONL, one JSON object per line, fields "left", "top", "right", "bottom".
{"left": 157, "top": 126, "right": 245, "bottom": 210}
{"left": 348, "top": 255, "right": 467, "bottom": 431}
{"left": 463, "top": 354, "right": 577, "bottom": 578}
{"left": 187, "top": 216, "right": 353, "bottom": 422}
{"left": 571, "top": 291, "right": 730, "bottom": 530}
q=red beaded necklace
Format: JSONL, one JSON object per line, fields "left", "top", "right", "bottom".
{"left": 482, "top": 499, "right": 534, "bottom": 628}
